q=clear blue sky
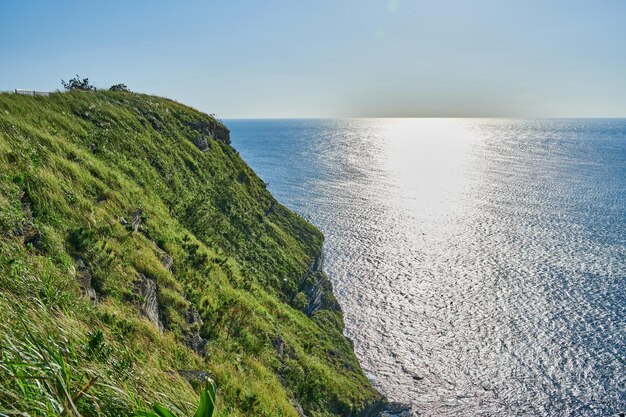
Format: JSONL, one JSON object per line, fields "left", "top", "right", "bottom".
{"left": 1, "top": 0, "right": 625, "bottom": 118}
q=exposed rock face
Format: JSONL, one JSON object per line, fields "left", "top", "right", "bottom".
{"left": 159, "top": 251, "right": 173, "bottom": 271}
{"left": 305, "top": 277, "right": 325, "bottom": 316}
{"left": 290, "top": 400, "right": 307, "bottom": 417}
{"left": 289, "top": 252, "right": 342, "bottom": 317}
{"left": 355, "top": 401, "right": 414, "bottom": 417}
{"left": 76, "top": 259, "right": 97, "bottom": 303}
{"left": 213, "top": 124, "right": 230, "bottom": 145}
{"left": 186, "top": 119, "right": 230, "bottom": 146}
{"left": 137, "top": 273, "right": 162, "bottom": 331}
{"left": 378, "top": 403, "right": 414, "bottom": 417}
{"left": 273, "top": 334, "right": 284, "bottom": 359}
{"left": 131, "top": 208, "right": 142, "bottom": 233}
{"left": 186, "top": 307, "right": 207, "bottom": 356}
{"left": 192, "top": 136, "right": 210, "bottom": 152}
{"left": 311, "top": 252, "right": 324, "bottom": 273}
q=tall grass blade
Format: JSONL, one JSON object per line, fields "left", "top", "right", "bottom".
{"left": 192, "top": 380, "right": 216, "bottom": 417}
{"left": 152, "top": 404, "right": 179, "bottom": 417}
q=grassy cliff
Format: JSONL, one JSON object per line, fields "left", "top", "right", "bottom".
{"left": 0, "top": 91, "right": 381, "bottom": 416}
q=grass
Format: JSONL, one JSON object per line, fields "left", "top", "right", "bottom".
{"left": 0, "top": 90, "right": 381, "bottom": 416}
{"left": 138, "top": 379, "right": 217, "bottom": 417}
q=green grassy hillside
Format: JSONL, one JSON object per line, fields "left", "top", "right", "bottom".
{"left": 0, "top": 90, "right": 382, "bottom": 416}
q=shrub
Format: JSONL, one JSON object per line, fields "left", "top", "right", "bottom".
{"left": 109, "top": 83, "right": 130, "bottom": 92}
{"left": 62, "top": 75, "right": 96, "bottom": 91}
{"left": 85, "top": 329, "right": 112, "bottom": 362}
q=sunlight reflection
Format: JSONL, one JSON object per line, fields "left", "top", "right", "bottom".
{"left": 378, "top": 119, "right": 481, "bottom": 223}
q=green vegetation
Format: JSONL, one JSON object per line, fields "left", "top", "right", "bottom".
{"left": 0, "top": 90, "right": 381, "bottom": 416}
{"left": 108, "top": 84, "right": 129, "bottom": 93}
{"left": 139, "top": 380, "right": 216, "bottom": 417}
{"left": 61, "top": 76, "right": 97, "bottom": 91}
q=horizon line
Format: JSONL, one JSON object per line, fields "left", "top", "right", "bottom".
{"left": 222, "top": 116, "right": 626, "bottom": 120}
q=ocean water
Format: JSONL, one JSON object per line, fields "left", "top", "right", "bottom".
{"left": 227, "top": 118, "right": 626, "bottom": 416}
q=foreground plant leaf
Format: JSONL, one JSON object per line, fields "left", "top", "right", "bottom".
{"left": 153, "top": 404, "right": 179, "bottom": 417}
{"left": 192, "top": 379, "right": 216, "bottom": 417}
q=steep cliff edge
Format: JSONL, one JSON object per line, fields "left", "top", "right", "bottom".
{"left": 0, "top": 90, "right": 390, "bottom": 416}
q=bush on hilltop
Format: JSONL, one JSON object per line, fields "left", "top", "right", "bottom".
{"left": 109, "top": 83, "right": 130, "bottom": 92}
{"left": 61, "top": 75, "right": 97, "bottom": 91}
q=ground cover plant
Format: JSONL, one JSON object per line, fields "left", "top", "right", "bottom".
{"left": 0, "top": 90, "right": 381, "bottom": 416}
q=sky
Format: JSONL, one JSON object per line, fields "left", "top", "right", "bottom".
{"left": 1, "top": 0, "right": 625, "bottom": 118}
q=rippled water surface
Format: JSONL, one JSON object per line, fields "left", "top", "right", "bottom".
{"left": 228, "top": 119, "right": 626, "bottom": 416}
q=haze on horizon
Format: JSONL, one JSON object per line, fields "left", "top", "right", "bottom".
{"left": 1, "top": 0, "right": 625, "bottom": 118}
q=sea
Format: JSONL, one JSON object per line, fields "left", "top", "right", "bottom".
{"left": 227, "top": 118, "right": 626, "bottom": 417}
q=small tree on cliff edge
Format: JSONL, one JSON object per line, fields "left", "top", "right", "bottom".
{"left": 61, "top": 75, "right": 96, "bottom": 91}
{"left": 109, "top": 83, "right": 129, "bottom": 92}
